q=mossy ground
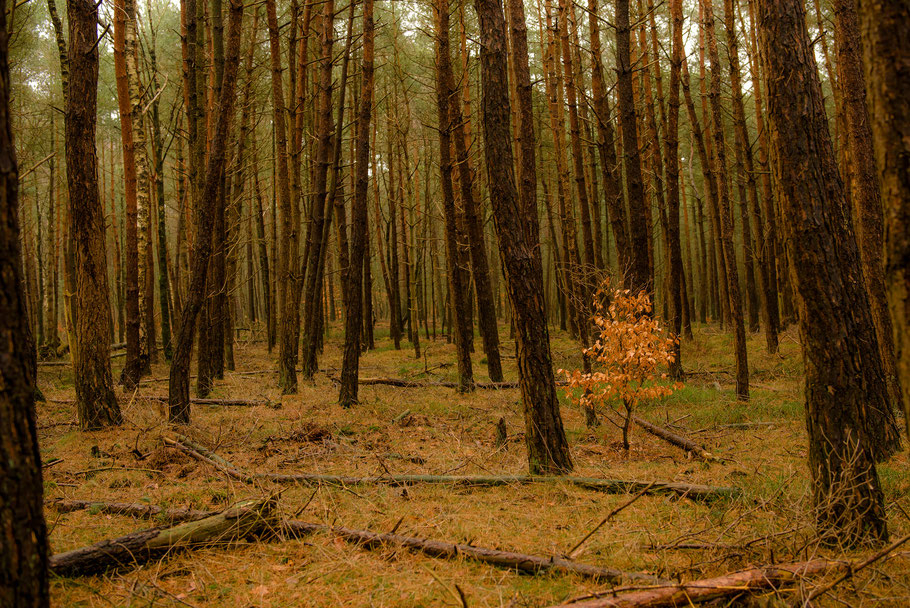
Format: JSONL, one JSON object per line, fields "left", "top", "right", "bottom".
{"left": 38, "top": 322, "right": 910, "bottom": 607}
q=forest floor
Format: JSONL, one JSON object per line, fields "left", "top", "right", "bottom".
{"left": 37, "top": 323, "right": 910, "bottom": 607}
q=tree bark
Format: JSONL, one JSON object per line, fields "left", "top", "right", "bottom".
{"left": 124, "top": 0, "right": 152, "bottom": 375}
{"left": 587, "top": 0, "right": 628, "bottom": 278}
{"left": 449, "top": 24, "right": 502, "bottom": 382}
{"left": 834, "top": 0, "right": 904, "bottom": 421}
{"left": 433, "top": 0, "right": 475, "bottom": 392}
{"left": 702, "top": 0, "right": 749, "bottom": 401}
{"left": 113, "top": 0, "right": 141, "bottom": 389}
{"left": 66, "top": 0, "right": 122, "bottom": 429}
{"left": 556, "top": 0, "right": 594, "bottom": 272}
{"left": 758, "top": 0, "right": 895, "bottom": 541}
{"left": 724, "top": 0, "right": 774, "bottom": 350}
{"left": 168, "top": 0, "right": 244, "bottom": 424}
{"left": 339, "top": 0, "right": 374, "bottom": 407}
{"left": 474, "top": 0, "right": 572, "bottom": 474}
{"left": 615, "top": 0, "right": 652, "bottom": 296}
{"left": 264, "top": 0, "right": 298, "bottom": 394}
{"left": 300, "top": 0, "right": 335, "bottom": 379}
{"left": 856, "top": 0, "right": 910, "bottom": 437}
{"left": 0, "top": 2, "right": 49, "bottom": 598}
{"left": 147, "top": 31, "right": 172, "bottom": 361}
{"left": 665, "top": 0, "right": 684, "bottom": 379}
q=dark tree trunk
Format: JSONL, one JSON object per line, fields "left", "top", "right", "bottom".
{"left": 448, "top": 11, "right": 502, "bottom": 382}
{"left": 615, "top": 0, "right": 652, "bottom": 295}
{"left": 474, "top": 0, "right": 573, "bottom": 474}
{"left": 833, "top": 0, "right": 904, "bottom": 419}
{"left": 300, "top": 0, "right": 335, "bottom": 378}
{"left": 338, "top": 0, "right": 374, "bottom": 407}
{"left": 434, "top": 0, "right": 475, "bottom": 392}
{"left": 665, "top": 0, "right": 684, "bottom": 379}
{"left": 0, "top": 2, "right": 49, "bottom": 599}
{"left": 758, "top": 0, "right": 895, "bottom": 542}
{"left": 588, "top": 0, "right": 629, "bottom": 277}
{"left": 266, "top": 0, "right": 298, "bottom": 394}
{"left": 556, "top": 0, "right": 594, "bottom": 273}
{"left": 856, "top": 0, "right": 910, "bottom": 436}
{"left": 703, "top": 0, "right": 749, "bottom": 401}
{"left": 168, "top": 0, "right": 244, "bottom": 423}
{"left": 724, "top": 0, "right": 772, "bottom": 347}
{"left": 388, "top": 167, "right": 402, "bottom": 349}
{"left": 66, "top": 0, "right": 122, "bottom": 429}
{"left": 744, "top": 0, "right": 781, "bottom": 354}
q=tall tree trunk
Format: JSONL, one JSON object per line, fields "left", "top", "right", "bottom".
{"left": 702, "top": 0, "right": 749, "bottom": 401}
{"left": 339, "top": 0, "right": 374, "bottom": 407}
{"left": 147, "top": 21, "right": 172, "bottom": 361}
{"left": 265, "top": 0, "right": 298, "bottom": 393}
{"left": 474, "top": 0, "right": 573, "bottom": 474}
{"left": 252, "top": 135, "right": 273, "bottom": 353}
{"left": 0, "top": 0, "right": 50, "bottom": 598}
{"left": 449, "top": 3, "right": 502, "bottom": 381}
{"left": 588, "top": 0, "right": 629, "bottom": 278}
{"left": 66, "top": 0, "right": 122, "bottom": 429}
{"left": 758, "top": 0, "right": 895, "bottom": 543}
{"left": 556, "top": 0, "right": 594, "bottom": 272}
{"left": 46, "top": 0, "right": 69, "bottom": 358}
{"left": 665, "top": 0, "right": 684, "bottom": 379}
{"left": 123, "top": 0, "right": 153, "bottom": 376}
{"left": 42, "top": 118, "right": 60, "bottom": 354}
{"left": 542, "top": 0, "right": 581, "bottom": 339}
{"left": 328, "top": 0, "right": 356, "bottom": 318}
{"left": 833, "top": 0, "right": 904, "bottom": 419}
{"left": 300, "top": 0, "right": 335, "bottom": 379}
{"left": 205, "top": 0, "right": 227, "bottom": 384}
{"left": 168, "top": 0, "right": 244, "bottom": 423}
{"left": 723, "top": 0, "right": 765, "bottom": 338}
{"left": 856, "top": 0, "right": 910, "bottom": 436}
{"left": 615, "top": 0, "right": 652, "bottom": 296}
{"left": 434, "top": 0, "right": 474, "bottom": 392}
{"left": 113, "top": 0, "right": 141, "bottom": 388}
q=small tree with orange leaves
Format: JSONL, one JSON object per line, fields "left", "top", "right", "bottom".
{"left": 561, "top": 281, "right": 680, "bottom": 451}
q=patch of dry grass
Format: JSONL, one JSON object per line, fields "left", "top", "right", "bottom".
{"left": 38, "top": 323, "right": 910, "bottom": 607}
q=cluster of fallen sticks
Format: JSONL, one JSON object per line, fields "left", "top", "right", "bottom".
{"left": 46, "top": 435, "right": 910, "bottom": 606}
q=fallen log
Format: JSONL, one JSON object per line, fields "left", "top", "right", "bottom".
{"left": 283, "top": 520, "right": 669, "bottom": 585}
{"left": 50, "top": 497, "right": 668, "bottom": 585}
{"left": 549, "top": 559, "right": 839, "bottom": 607}
{"left": 336, "top": 376, "right": 568, "bottom": 390}
{"left": 49, "top": 395, "right": 272, "bottom": 407}
{"left": 51, "top": 500, "right": 212, "bottom": 523}
{"left": 166, "top": 436, "right": 738, "bottom": 502}
{"left": 50, "top": 498, "right": 278, "bottom": 577}
{"left": 631, "top": 416, "right": 718, "bottom": 462}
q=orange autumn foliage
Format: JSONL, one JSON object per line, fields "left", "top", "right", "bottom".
{"left": 560, "top": 281, "right": 682, "bottom": 449}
